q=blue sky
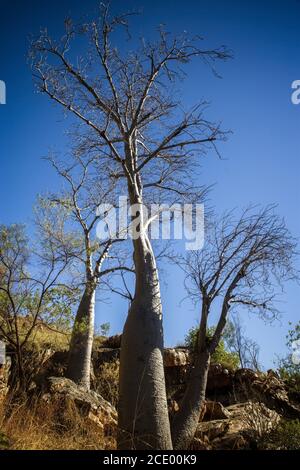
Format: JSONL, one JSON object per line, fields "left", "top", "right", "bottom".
{"left": 0, "top": 0, "right": 299, "bottom": 368}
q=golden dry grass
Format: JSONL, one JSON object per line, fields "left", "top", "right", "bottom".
{"left": 95, "top": 360, "right": 119, "bottom": 408}
{"left": 0, "top": 395, "right": 116, "bottom": 450}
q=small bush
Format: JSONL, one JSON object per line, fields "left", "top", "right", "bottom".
{"left": 260, "top": 419, "right": 300, "bottom": 450}
{"left": 277, "top": 321, "right": 300, "bottom": 393}
{"left": 185, "top": 326, "right": 240, "bottom": 370}
{"left": 279, "top": 368, "right": 300, "bottom": 394}
{"left": 211, "top": 344, "right": 240, "bottom": 370}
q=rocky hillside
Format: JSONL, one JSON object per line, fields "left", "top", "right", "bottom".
{"left": 1, "top": 335, "right": 300, "bottom": 450}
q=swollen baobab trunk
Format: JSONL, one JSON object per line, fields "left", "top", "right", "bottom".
{"left": 66, "top": 285, "right": 95, "bottom": 390}
{"left": 171, "top": 351, "right": 210, "bottom": 450}
{"left": 118, "top": 232, "right": 172, "bottom": 450}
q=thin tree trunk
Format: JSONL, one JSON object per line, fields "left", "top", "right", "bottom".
{"left": 16, "top": 346, "right": 25, "bottom": 390}
{"left": 171, "top": 351, "right": 210, "bottom": 450}
{"left": 66, "top": 285, "right": 95, "bottom": 390}
{"left": 118, "top": 232, "right": 172, "bottom": 450}
{"left": 11, "top": 344, "right": 25, "bottom": 392}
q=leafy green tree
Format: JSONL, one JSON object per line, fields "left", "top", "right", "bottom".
{"left": 99, "top": 323, "right": 110, "bottom": 337}
{"left": 278, "top": 321, "right": 300, "bottom": 392}
{"left": 185, "top": 325, "right": 240, "bottom": 370}
{"left": 0, "top": 219, "right": 75, "bottom": 390}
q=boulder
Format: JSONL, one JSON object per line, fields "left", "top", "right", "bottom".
{"left": 196, "top": 419, "right": 229, "bottom": 441}
{"left": 202, "top": 400, "right": 231, "bottom": 421}
{"left": 212, "top": 433, "right": 248, "bottom": 450}
{"left": 163, "top": 348, "right": 190, "bottom": 367}
{"left": 226, "top": 402, "right": 280, "bottom": 434}
{"left": 164, "top": 349, "right": 190, "bottom": 389}
{"left": 102, "top": 335, "right": 122, "bottom": 349}
{"left": 193, "top": 401, "right": 280, "bottom": 450}
{"left": 234, "top": 368, "right": 260, "bottom": 384}
{"left": 206, "top": 363, "right": 234, "bottom": 392}
{"left": 190, "top": 437, "right": 211, "bottom": 450}
{"left": 234, "top": 368, "right": 300, "bottom": 419}
{"left": 43, "top": 376, "right": 117, "bottom": 434}
{"left": 34, "top": 350, "right": 68, "bottom": 387}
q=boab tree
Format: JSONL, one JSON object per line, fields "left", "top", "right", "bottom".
{"left": 30, "top": 4, "right": 231, "bottom": 448}
{"left": 172, "top": 205, "right": 298, "bottom": 449}
{"left": 44, "top": 153, "right": 131, "bottom": 390}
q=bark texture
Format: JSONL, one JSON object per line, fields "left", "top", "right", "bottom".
{"left": 66, "top": 286, "right": 95, "bottom": 390}
{"left": 118, "top": 233, "right": 172, "bottom": 450}
{"left": 171, "top": 351, "right": 210, "bottom": 450}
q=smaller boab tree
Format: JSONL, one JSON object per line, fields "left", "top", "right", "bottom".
{"left": 45, "top": 153, "right": 132, "bottom": 390}
{"left": 172, "top": 205, "right": 298, "bottom": 449}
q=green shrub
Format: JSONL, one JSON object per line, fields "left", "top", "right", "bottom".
{"left": 279, "top": 367, "right": 300, "bottom": 394}
{"left": 260, "top": 419, "right": 300, "bottom": 450}
{"left": 211, "top": 342, "right": 240, "bottom": 370}
{"left": 277, "top": 321, "right": 300, "bottom": 393}
{"left": 185, "top": 326, "right": 240, "bottom": 370}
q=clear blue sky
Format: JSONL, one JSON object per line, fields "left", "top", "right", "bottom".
{"left": 0, "top": 0, "right": 299, "bottom": 368}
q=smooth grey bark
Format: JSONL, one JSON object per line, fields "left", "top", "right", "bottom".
{"left": 171, "top": 350, "right": 210, "bottom": 450}
{"left": 66, "top": 285, "right": 95, "bottom": 390}
{"left": 171, "top": 299, "right": 211, "bottom": 449}
{"left": 171, "top": 268, "right": 250, "bottom": 449}
{"left": 117, "top": 145, "right": 173, "bottom": 449}
{"left": 118, "top": 230, "right": 172, "bottom": 450}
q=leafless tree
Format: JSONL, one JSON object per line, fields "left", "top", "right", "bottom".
{"left": 172, "top": 205, "right": 298, "bottom": 449}
{"left": 224, "top": 315, "right": 261, "bottom": 370}
{"left": 30, "top": 4, "right": 231, "bottom": 448}
{"left": 44, "top": 153, "right": 132, "bottom": 390}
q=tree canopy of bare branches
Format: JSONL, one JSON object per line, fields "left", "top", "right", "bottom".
{"left": 43, "top": 152, "right": 132, "bottom": 390}
{"left": 172, "top": 205, "right": 298, "bottom": 449}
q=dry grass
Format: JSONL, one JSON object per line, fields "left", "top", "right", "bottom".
{"left": 26, "top": 325, "right": 106, "bottom": 352}
{"left": 28, "top": 327, "right": 71, "bottom": 351}
{"left": 0, "top": 395, "right": 116, "bottom": 450}
{"left": 95, "top": 360, "right": 119, "bottom": 408}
